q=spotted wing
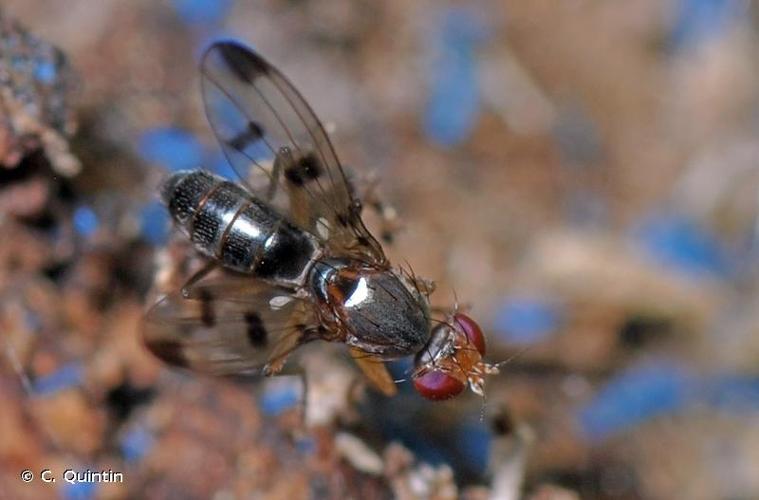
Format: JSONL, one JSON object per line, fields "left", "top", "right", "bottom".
{"left": 200, "top": 40, "right": 386, "bottom": 263}
{"left": 143, "top": 275, "right": 318, "bottom": 376}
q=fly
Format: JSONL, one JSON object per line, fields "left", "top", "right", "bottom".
{"left": 143, "top": 40, "right": 497, "bottom": 400}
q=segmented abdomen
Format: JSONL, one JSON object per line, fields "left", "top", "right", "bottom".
{"left": 161, "top": 170, "right": 319, "bottom": 285}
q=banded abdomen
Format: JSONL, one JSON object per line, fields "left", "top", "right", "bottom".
{"left": 161, "top": 170, "right": 320, "bottom": 285}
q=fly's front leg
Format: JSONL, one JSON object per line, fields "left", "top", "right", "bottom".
{"left": 350, "top": 169, "right": 402, "bottom": 244}
{"left": 262, "top": 307, "right": 316, "bottom": 376}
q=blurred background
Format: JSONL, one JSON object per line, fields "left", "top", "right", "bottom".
{"left": 2, "top": 1, "right": 759, "bottom": 499}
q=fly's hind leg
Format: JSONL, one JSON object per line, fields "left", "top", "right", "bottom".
{"left": 180, "top": 261, "right": 218, "bottom": 298}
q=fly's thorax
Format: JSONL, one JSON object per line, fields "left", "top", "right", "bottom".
{"left": 162, "top": 170, "right": 321, "bottom": 286}
{"left": 308, "top": 259, "right": 431, "bottom": 358}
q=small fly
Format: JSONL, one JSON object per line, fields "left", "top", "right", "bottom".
{"left": 143, "top": 40, "right": 497, "bottom": 400}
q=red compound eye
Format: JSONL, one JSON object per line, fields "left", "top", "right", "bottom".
{"left": 413, "top": 370, "right": 465, "bottom": 401}
{"left": 453, "top": 313, "right": 486, "bottom": 356}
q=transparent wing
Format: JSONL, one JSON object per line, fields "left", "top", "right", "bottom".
{"left": 143, "top": 274, "right": 319, "bottom": 376}
{"left": 200, "top": 40, "right": 386, "bottom": 263}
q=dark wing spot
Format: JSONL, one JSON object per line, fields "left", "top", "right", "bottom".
{"left": 146, "top": 340, "right": 188, "bottom": 368}
{"left": 216, "top": 41, "right": 269, "bottom": 83}
{"left": 247, "top": 121, "right": 264, "bottom": 139}
{"left": 336, "top": 213, "right": 349, "bottom": 227}
{"left": 284, "top": 153, "right": 323, "bottom": 186}
{"left": 227, "top": 121, "right": 265, "bottom": 151}
{"left": 356, "top": 236, "right": 370, "bottom": 247}
{"left": 244, "top": 312, "right": 268, "bottom": 348}
{"left": 199, "top": 290, "right": 215, "bottom": 327}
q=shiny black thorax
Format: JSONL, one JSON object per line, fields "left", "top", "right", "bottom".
{"left": 309, "top": 259, "right": 431, "bottom": 358}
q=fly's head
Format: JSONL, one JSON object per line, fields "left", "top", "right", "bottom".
{"left": 412, "top": 312, "right": 499, "bottom": 401}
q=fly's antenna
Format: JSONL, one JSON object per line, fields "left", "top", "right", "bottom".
{"left": 492, "top": 345, "right": 532, "bottom": 370}
{"left": 450, "top": 289, "right": 473, "bottom": 314}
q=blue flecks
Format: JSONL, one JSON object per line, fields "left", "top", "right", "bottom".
{"left": 423, "top": 8, "right": 488, "bottom": 147}
{"left": 579, "top": 365, "right": 759, "bottom": 442}
{"left": 62, "top": 480, "right": 98, "bottom": 500}
{"left": 121, "top": 426, "right": 154, "bottom": 462}
{"left": 295, "top": 436, "right": 317, "bottom": 455}
{"left": 208, "top": 151, "right": 240, "bottom": 182}
{"left": 633, "top": 212, "right": 733, "bottom": 280}
{"left": 402, "top": 436, "right": 448, "bottom": 467}
{"left": 259, "top": 380, "right": 301, "bottom": 416}
{"left": 73, "top": 206, "right": 99, "bottom": 237}
{"left": 380, "top": 420, "right": 448, "bottom": 466}
{"left": 669, "top": 0, "right": 746, "bottom": 51}
{"left": 494, "top": 297, "right": 563, "bottom": 345}
{"left": 24, "top": 309, "right": 43, "bottom": 332}
{"left": 137, "top": 127, "right": 204, "bottom": 172}
{"left": 386, "top": 358, "right": 413, "bottom": 379}
{"left": 33, "top": 60, "right": 57, "bottom": 85}
{"left": 701, "top": 375, "right": 759, "bottom": 412}
{"left": 140, "top": 201, "right": 170, "bottom": 246}
{"left": 564, "top": 188, "right": 608, "bottom": 228}
{"left": 204, "top": 86, "right": 274, "bottom": 165}
{"left": 578, "top": 360, "right": 693, "bottom": 442}
{"left": 33, "top": 363, "right": 83, "bottom": 396}
{"left": 172, "top": 0, "right": 233, "bottom": 27}
{"left": 553, "top": 104, "right": 603, "bottom": 167}
{"left": 453, "top": 420, "right": 492, "bottom": 475}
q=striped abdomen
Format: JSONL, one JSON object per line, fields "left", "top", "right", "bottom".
{"left": 161, "top": 170, "right": 319, "bottom": 285}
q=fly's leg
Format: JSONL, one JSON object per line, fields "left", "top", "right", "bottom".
{"left": 346, "top": 169, "right": 402, "bottom": 244}
{"left": 293, "top": 368, "right": 309, "bottom": 428}
{"left": 360, "top": 172, "right": 402, "bottom": 244}
{"left": 180, "top": 261, "right": 218, "bottom": 298}
{"left": 262, "top": 333, "right": 301, "bottom": 376}
{"left": 413, "top": 276, "right": 436, "bottom": 297}
{"left": 262, "top": 314, "right": 316, "bottom": 376}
